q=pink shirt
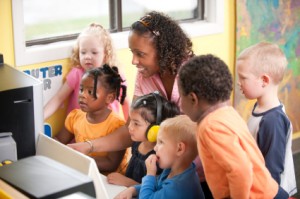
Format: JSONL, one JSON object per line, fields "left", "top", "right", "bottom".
{"left": 66, "top": 67, "right": 83, "bottom": 114}
{"left": 66, "top": 66, "right": 123, "bottom": 115}
{"left": 134, "top": 72, "right": 180, "bottom": 106}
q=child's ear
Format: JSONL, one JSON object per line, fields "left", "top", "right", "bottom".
{"left": 106, "top": 92, "right": 115, "bottom": 104}
{"left": 261, "top": 74, "right": 270, "bottom": 87}
{"left": 189, "top": 92, "right": 199, "bottom": 106}
{"left": 176, "top": 142, "right": 186, "bottom": 156}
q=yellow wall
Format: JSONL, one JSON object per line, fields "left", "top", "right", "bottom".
{"left": 0, "top": 0, "right": 14, "bottom": 65}
{"left": 0, "top": 1, "right": 236, "bottom": 135}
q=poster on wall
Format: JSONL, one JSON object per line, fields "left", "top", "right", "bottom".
{"left": 24, "top": 64, "right": 63, "bottom": 106}
{"left": 235, "top": 0, "right": 300, "bottom": 133}
{"left": 24, "top": 64, "right": 63, "bottom": 137}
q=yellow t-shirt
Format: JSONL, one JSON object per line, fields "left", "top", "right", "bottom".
{"left": 65, "top": 109, "right": 128, "bottom": 174}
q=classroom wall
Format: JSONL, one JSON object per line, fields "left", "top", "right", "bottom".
{"left": 0, "top": 1, "right": 236, "bottom": 136}
{"left": 0, "top": 1, "right": 14, "bottom": 66}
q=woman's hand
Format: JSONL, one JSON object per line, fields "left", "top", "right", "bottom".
{"left": 67, "top": 142, "right": 91, "bottom": 154}
{"left": 145, "top": 154, "right": 158, "bottom": 176}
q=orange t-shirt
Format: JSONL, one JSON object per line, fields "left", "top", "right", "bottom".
{"left": 197, "top": 106, "right": 278, "bottom": 199}
{"left": 65, "top": 109, "right": 128, "bottom": 174}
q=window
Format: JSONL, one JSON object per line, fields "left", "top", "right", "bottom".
{"left": 24, "top": 0, "right": 110, "bottom": 46}
{"left": 12, "top": 0, "right": 224, "bottom": 66}
{"left": 24, "top": 0, "right": 202, "bottom": 46}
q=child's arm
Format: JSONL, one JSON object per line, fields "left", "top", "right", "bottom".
{"left": 205, "top": 128, "right": 253, "bottom": 198}
{"left": 140, "top": 158, "right": 205, "bottom": 199}
{"left": 54, "top": 126, "right": 74, "bottom": 144}
{"left": 107, "top": 172, "right": 139, "bottom": 187}
{"left": 256, "top": 115, "right": 289, "bottom": 183}
{"left": 44, "top": 82, "right": 73, "bottom": 120}
{"left": 133, "top": 155, "right": 157, "bottom": 198}
{"left": 93, "top": 149, "right": 126, "bottom": 173}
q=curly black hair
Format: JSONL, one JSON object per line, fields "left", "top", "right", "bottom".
{"left": 131, "top": 11, "right": 194, "bottom": 75}
{"left": 178, "top": 54, "right": 233, "bottom": 104}
{"left": 84, "top": 64, "right": 127, "bottom": 104}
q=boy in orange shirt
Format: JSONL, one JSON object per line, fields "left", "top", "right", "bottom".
{"left": 178, "top": 54, "right": 288, "bottom": 198}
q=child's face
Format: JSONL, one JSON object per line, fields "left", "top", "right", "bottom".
{"left": 237, "top": 59, "right": 264, "bottom": 99}
{"left": 128, "top": 31, "right": 160, "bottom": 78}
{"left": 154, "top": 130, "right": 177, "bottom": 169}
{"left": 79, "top": 35, "right": 105, "bottom": 71}
{"left": 128, "top": 109, "right": 150, "bottom": 142}
{"left": 78, "top": 75, "right": 110, "bottom": 112}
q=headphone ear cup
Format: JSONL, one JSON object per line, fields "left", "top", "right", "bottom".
{"left": 146, "top": 125, "right": 160, "bottom": 142}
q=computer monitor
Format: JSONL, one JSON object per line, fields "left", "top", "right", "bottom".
{"left": 0, "top": 62, "right": 44, "bottom": 159}
{"left": 36, "top": 133, "right": 127, "bottom": 199}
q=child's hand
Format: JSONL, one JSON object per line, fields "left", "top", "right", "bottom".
{"left": 107, "top": 172, "right": 132, "bottom": 186}
{"left": 145, "top": 154, "right": 157, "bottom": 176}
{"left": 114, "top": 186, "right": 136, "bottom": 199}
{"left": 107, "top": 172, "right": 125, "bottom": 185}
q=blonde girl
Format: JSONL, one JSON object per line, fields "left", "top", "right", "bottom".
{"left": 44, "top": 23, "right": 129, "bottom": 121}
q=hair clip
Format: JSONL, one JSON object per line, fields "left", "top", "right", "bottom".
{"left": 139, "top": 15, "right": 151, "bottom": 26}
{"left": 139, "top": 19, "right": 150, "bottom": 27}
{"left": 152, "top": 30, "right": 160, "bottom": 36}
{"left": 138, "top": 15, "right": 160, "bottom": 37}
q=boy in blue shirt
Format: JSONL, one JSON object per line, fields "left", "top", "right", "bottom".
{"left": 237, "top": 41, "right": 297, "bottom": 196}
{"left": 115, "top": 115, "right": 204, "bottom": 199}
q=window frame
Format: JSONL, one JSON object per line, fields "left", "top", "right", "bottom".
{"left": 12, "top": 0, "right": 224, "bottom": 67}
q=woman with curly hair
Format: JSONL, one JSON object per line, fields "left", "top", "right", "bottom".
{"left": 129, "top": 11, "right": 194, "bottom": 105}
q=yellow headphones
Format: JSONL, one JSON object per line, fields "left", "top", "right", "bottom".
{"left": 145, "top": 92, "right": 162, "bottom": 142}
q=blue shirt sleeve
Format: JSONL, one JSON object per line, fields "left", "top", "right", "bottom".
{"left": 257, "top": 111, "right": 290, "bottom": 183}
{"left": 140, "top": 175, "right": 182, "bottom": 199}
{"left": 139, "top": 175, "right": 157, "bottom": 199}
